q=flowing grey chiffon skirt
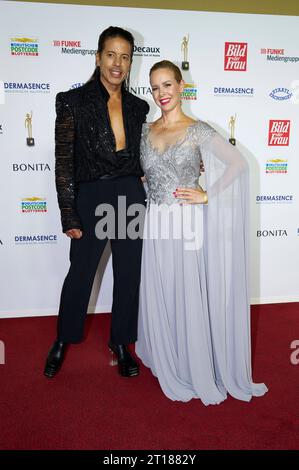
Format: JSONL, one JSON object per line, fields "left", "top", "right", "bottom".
{"left": 136, "top": 203, "right": 268, "bottom": 406}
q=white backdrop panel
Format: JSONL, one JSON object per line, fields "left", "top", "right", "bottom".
{"left": 0, "top": 1, "right": 298, "bottom": 317}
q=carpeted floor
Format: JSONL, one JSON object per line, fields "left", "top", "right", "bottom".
{"left": 0, "top": 303, "right": 298, "bottom": 450}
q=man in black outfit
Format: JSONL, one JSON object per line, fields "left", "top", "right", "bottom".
{"left": 44, "top": 27, "right": 149, "bottom": 378}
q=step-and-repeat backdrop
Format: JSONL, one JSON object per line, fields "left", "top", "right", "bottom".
{"left": 0, "top": 1, "right": 298, "bottom": 317}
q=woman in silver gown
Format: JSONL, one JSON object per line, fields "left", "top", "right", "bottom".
{"left": 136, "top": 60, "right": 268, "bottom": 406}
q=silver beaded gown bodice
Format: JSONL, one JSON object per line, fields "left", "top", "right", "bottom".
{"left": 140, "top": 121, "right": 216, "bottom": 205}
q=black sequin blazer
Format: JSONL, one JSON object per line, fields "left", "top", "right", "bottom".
{"left": 55, "top": 77, "right": 149, "bottom": 232}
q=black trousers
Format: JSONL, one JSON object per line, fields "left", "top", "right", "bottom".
{"left": 57, "top": 176, "right": 146, "bottom": 344}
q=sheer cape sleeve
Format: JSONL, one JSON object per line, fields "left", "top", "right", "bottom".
{"left": 197, "top": 122, "right": 268, "bottom": 400}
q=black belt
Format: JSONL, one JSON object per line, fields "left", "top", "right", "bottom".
{"left": 98, "top": 174, "right": 119, "bottom": 180}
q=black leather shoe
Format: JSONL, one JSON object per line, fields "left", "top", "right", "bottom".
{"left": 108, "top": 343, "right": 139, "bottom": 377}
{"left": 43, "top": 340, "right": 67, "bottom": 378}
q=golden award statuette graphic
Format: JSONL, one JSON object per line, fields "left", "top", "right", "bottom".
{"left": 181, "top": 34, "right": 189, "bottom": 71}
{"left": 228, "top": 114, "right": 236, "bottom": 146}
{"left": 25, "top": 111, "right": 34, "bottom": 146}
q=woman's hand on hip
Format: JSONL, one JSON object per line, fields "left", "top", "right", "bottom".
{"left": 174, "top": 187, "right": 208, "bottom": 205}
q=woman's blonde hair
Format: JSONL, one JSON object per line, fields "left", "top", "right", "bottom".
{"left": 150, "top": 60, "right": 183, "bottom": 83}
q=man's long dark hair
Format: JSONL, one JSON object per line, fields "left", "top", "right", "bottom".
{"left": 89, "top": 26, "right": 134, "bottom": 90}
